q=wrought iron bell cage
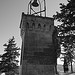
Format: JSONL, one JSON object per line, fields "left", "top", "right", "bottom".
{"left": 27, "top": 0, "right": 46, "bottom": 17}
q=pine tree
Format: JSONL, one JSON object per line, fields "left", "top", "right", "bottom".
{"left": 0, "top": 36, "right": 20, "bottom": 75}
{"left": 53, "top": 0, "right": 75, "bottom": 73}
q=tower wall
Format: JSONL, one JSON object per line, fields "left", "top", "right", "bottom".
{"left": 20, "top": 12, "right": 57, "bottom": 75}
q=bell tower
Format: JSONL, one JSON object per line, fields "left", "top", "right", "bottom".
{"left": 20, "top": 0, "right": 57, "bottom": 75}
{"left": 27, "top": 0, "right": 46, "bottom": 16}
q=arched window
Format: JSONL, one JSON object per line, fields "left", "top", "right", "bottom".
{"left": 38, "top": 23, "right": 41, "bottom": 28}
{"left": 44, "top": 24, "right": 46, "bottom": 27}
{"left": 32, "top": 22, "right": 35, "bottom": 28}
{"left": 26, "top": 22, "right": 29, "bottom": 28}
{"left": 49, "top": 25, "right": 51, "bottom": 30}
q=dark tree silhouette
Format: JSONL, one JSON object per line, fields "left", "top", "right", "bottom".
{"left": 63, "top": 57, "right": 69, "bottom": 73}
{"left": 0, "top": 36, "right": 20, "bottom": 75}
{"left": 53, "top": 0, "right": 75, "bottom": 73}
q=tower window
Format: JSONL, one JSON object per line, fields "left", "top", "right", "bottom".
{"left": 32, "top": 23, "right": 35, "bottom": 28}
{"left": 49, "top": 25, "right": 51, "bottom": 30}
{"left": 38, "top": 23, "right": 41, "bottom": 28}
{"left": 44, "top": 24, "right": 46, "bottom": 27}
{"left": 26, "top": 22, "right": 29, "bottom": 28}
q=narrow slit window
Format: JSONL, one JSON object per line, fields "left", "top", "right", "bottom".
{"left": 38, "top": 23, "right": 41, "bottom": 28}
{"left": 32, "top": 23, "right": 35, "bottom": 28}
{"left": 26, "top": 22, "right": 29, "bottom": 28}
{"left": 44, "top": 24, "right": 46, "bottom": 27}
{"left": 49, "top": 25, "right": 51, "bottom": 30}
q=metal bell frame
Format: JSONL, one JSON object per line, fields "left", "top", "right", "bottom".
{"left": 27, "top": 0, "right": 46, "bottom": 17}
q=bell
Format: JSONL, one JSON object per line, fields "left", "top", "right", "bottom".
{"left": 32, "top": 0, "right": 39, "bottom": 7}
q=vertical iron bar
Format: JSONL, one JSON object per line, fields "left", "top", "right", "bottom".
{"left": 38, "top": 0, "right": 41, "bottom": 16}
{"left": 44, "top": 0, "right": 46, "bottom": 17}
{"left": 30, "top": 1, "right": 31, "bottom": 14}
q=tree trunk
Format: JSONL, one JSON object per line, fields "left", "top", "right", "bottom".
{"left": 54, "top": 64, "right": 58, "bottom": 74}
{"left": 71, "top": 61, "right": 73, "bottom": 73}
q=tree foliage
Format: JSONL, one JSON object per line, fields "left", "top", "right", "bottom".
{"left": 53, "top": 0, "right": 75, "bottom": 72}
{"left": 0, "top": 36, "right": 20, "bottom": 75}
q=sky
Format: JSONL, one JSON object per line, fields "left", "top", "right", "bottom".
{"left": 0, "top": 0, "right": 67, "bottom": 65}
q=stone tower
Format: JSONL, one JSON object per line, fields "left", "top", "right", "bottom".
{"left": 19, "top": 12, "right": 57, "bottom": 75}
{"left": 19, "top": 0, "right": 58, "bottom": 75}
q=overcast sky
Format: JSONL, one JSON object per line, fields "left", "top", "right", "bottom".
{"left": 0, "top": 0, "right": 67, "bottom": 55}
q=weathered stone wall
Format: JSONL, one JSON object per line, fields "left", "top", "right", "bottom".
{"left": 22, "top": 60, "right": 55, "bottom": 75}
{"left": 20, "top": 12, "right": 57, "bottom": 75}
